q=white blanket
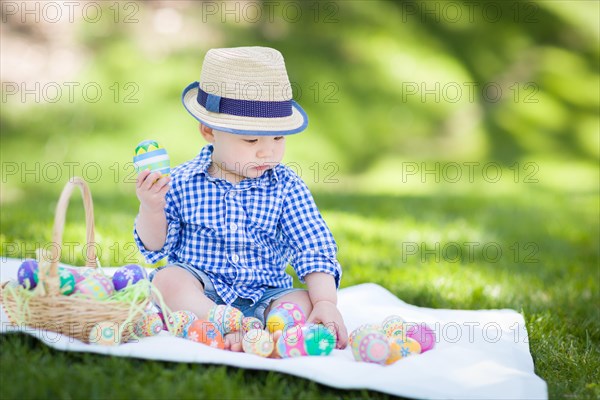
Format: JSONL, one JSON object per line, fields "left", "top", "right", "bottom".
{"left": 0, "top": 259, "right": 547, "bottom": 399}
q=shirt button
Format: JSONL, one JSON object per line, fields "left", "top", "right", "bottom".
{"left": 230, "top": 222, "right": 238, "bottom": 232}
{"left": 231, "top": 254, "right": 240, "bottom": 263}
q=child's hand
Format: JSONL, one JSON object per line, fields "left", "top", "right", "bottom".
{"left": 136, "top": 170, "right": 170, "bottom": 213}
{"left": 307, "top": 300, "right": 348, "bottom": 349}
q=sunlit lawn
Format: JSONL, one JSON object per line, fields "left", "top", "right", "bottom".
{"left": 1, "top": 159, "right": 598, "bottom": 399}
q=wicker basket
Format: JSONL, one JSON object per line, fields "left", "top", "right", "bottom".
{"left": 0, "top": 177, "right": 148, "bottom": 344}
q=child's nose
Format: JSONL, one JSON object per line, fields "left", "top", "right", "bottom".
{"left": 257, "top": 145, "right": 273, "bottom": 159}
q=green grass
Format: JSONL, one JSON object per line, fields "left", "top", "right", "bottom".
{"left": 1, "top": 170, "right": 598, "bottom": 399}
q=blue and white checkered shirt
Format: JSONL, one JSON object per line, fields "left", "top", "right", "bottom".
{"left": 134, "top": 145, "right": 341, "bottom": 305}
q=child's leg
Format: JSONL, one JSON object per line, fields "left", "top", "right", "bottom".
{"left": 151, "top": 266, "right": 243, "bottom": 351}
{"left": 151, "top": 266, "right": 215, "bottom": 319}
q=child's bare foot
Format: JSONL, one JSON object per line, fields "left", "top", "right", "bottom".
{"left": 224, "top": 331, "right": 243, "bottom": 352}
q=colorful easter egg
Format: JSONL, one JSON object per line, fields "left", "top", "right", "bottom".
{"left": 133, "top": 140, "right": 170, "bottom": 176}
{"left": 266, "top": 302, "right": 306, "bottom": 334}
{"left": 348, "top": 323, "right": 383, "bottom": 346}
{"left": 62, "top": 267, "right": 86, "bottom": 284}
{"left": 208, "top": 305, "right": 243, "bottom": 335}
{"left": 157, "top": 312, "right": 168, "bottom": 330}
{"left": 351, "top": 331, "right": 390, "bottom": 364}
{"left": 18, "top": 259, "right": 39, "bottom": 289}
{"left": 166, "top": 310, "right": 198, "bottom": 338}
{"left": 242, "top": 317, "right": 264, "bottom": 333}
{"left": 112, "top": 264, "right": 147, "bottom": 291}
{"left": 133, "top": 312, "right": 163, "bottom": 337}
{"left": 242, "top": 329, "right": 274, "bottom": 357}
{"left": 303, "top": 324, "right": 336, "bottom": 356}
{"left": 276, "top": 325, "right": 307, "bottom": 358}
{"left": 89, "top": 321, "right": 121, "bottom": 346}
{"left": 73, "top": 274, "right": 114, "bottom": 299}
{"left": 187, "top": 320, "right": 225, "bottom": 349}
{"left": 57, "top": 267, "right": 77, "bottom": 295}
{"left": 386, "top": 336, "right": 422, "bottom": 364}
{"left": 382, "top": 315, "right": 405, "bottom": 339}
{"left": 406, "top": 323, "right": 436, "bottom": 353}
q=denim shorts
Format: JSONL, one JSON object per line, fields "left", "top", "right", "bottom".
{"left": 149, "top": 263, "right": 302, "bottom": 325}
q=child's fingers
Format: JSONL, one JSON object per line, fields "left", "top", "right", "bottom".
{"left": 136, "top": 169, "right": 151, "bottom": 188}
{"left": 151, "top": 176, "right": 171, "bottom": 192}
{"left": 141, "top": 172, "right": 161, "bottom": 191}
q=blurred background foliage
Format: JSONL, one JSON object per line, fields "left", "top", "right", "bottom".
{"left": 1, "top": 0, "right": 598, "bottom": 197}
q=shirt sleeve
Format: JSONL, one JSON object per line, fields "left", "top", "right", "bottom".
{"left": 133, "top": 182, "right": 182, "bottom": 264}
{"left": 279, "top": 177, "right": 342, "bottom": 287}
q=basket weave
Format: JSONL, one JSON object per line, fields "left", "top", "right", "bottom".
{"left": 0, "top": 177, "right": 148, "bottom": 344}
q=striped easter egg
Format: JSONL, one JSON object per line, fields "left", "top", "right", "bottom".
{"left": 133, "top": 140, "right": 170, "bottom": 176}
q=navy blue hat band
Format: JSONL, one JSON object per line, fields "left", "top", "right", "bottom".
{"left": 196, "top": 85, "right": 293, "bottom": 118}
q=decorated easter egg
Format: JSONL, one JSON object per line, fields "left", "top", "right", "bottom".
{"left": 242, "top": 329, "right": 274, "bottom": 357}
{"left": 89, "top": 321, "right": 121, "bottom": 346}
{"left": 133, "top": 140, "right": 170, "bottom": 176}
{"left": 242, "top": 317, "right": 264, "bottom": 333}
{"left": 187, "top": 320, "right": 225, "bottom": 349}
{"left": 112, "top": 264, "right": 147, "bottom": 291}
{"left": 73, "top": 274, "right": 114, "bottom": 299}
{"left": 157, "top": 312, "right": 168, "bottom": 330}
{"left": 348, "top": 323, "right": 383, "bottom": 346}
{"left": 406, "top": 323, "right": 436, "bottom": 353}
{"left": 133, "top": 312, "right": 164, "bottom": 338}
{"left": 386, "top": 336, "right": 422, "bottom": 364}
{"left": 266, "top": 302, "right": 306, "bottom": 334}
{"left": 276, "top": 325, "right": 307, "bottom": 358}
{"left": 18, "top": 259, "right": 39, "bottom": 289}
{"left": 62, "top": 267, "right": 86, "bottom": 284}
{"left": 303, "top": 324, "right": 336, "bottom": 356}
{"left": 382, "top": 315, "right": 405, "bottom": 339}
{"left": 166, "top": 310, "right": 198, "bottom": 338}
{"left": 351, "top": 331, "right": 390, "bottom": 364}
{"left": 57, "top": 267, "right": 77, "bottom": 295}
{"left": 208, "top": 305, "right": 243, "bottom": 335}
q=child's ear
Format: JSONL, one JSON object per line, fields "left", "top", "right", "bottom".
{"left": 199, "top": 124, "right": 214, "bottom": 142}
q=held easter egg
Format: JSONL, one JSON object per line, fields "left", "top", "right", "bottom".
{"left": 133, "top": 140, "right": 170, "bottom": 176}
{"left": 303, "top": 324, "right": 336, "bottom": 356}
{"left": 406, "top": 323, "right": 436, "bottom": 353}
{"left": 186, "top": 320, "right": 225, "bottom": 349}
{"left": 18, "top": 259, "right": 39, "bottom": 289}
{"left": 112, "top": 264, "right": 147, "bottom": 291}
{"left": 266, "top": 302, "right": 306, "bottom": 334}
{"left": 243, "top": 329, "right": 274, "bottom": 357}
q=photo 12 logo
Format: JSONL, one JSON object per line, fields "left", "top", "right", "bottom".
{"left": 1, "top": 82, "right": 140, "bottom": 104}
{"left": 1, "top": 1, "right": 140, "bottom": 24}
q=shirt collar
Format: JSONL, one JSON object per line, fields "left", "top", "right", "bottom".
{"left": 182, "top": 144, "right": 280, "bottom": 185}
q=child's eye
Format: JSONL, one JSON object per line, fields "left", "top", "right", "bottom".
{"left": 274, "top": 136, "right": 284, "bottom": 141}
{"left": 243, "top": 139, "right": 258, "bottom": 144}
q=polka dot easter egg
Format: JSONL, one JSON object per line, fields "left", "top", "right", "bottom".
{"left": 386, "top": 336, "right": 422, "bottom": 365}
{"left": 243, "top": 329, "right": 274, "bottom": 357}
{"left": 18, "top": 259, "right": 39, "bottom": 289}
{"left": 351, "top": 330, "right": 390, "bottom": 365}
{"left": 266, "top": 302, "right": 306, "bottom": 334}
{"left": 276, "top": 325, "right": 308, "bottom": 358}
{"left": 187, "top": 320, "right": 225, "bottom": 349}
{"left": 112, "top": 264, "right": 147, "bottom": 291}
{"left": 89, "top": 321, "right": 121, "bottom": 346}
{"left": 133, "top": 140, "right": 170, "bottom": 176}
{"left": 73, "top": 274, "right": 114, "bottom": 299}
{"left": 406, "top": 323, "right": 436, "bottom": 353}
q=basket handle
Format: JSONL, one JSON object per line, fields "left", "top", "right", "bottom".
{"left": 47, "top": 177, "right": 97, "bottom": 283}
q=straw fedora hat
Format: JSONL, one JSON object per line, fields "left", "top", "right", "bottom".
{"left": 182, "top": 47, "right": 308, "bottom": 135}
